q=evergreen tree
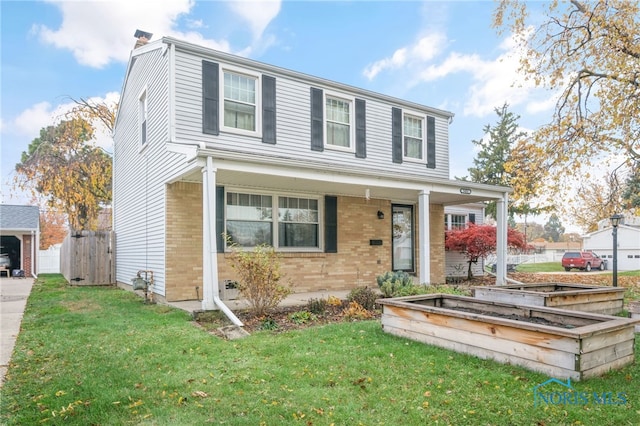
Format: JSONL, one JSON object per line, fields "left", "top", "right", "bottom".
{"left": 542, "top": 214, "right": 565, "bottom": 242}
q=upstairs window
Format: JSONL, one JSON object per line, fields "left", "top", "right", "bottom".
{"left": 403, "top": 113, "right": 424, "bottom": 161}
{"left": 222, "top": 69, "right": 259, "bottom": 134}
{"left": 325, "top": 92, "right": 354, "bottom": 151}
{"left": 139, "top": 89, "right": 148, "bottom": 147}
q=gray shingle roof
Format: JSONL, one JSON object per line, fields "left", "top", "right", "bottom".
{"left": 0, "top": 205, "right": 40, "bottom": 230}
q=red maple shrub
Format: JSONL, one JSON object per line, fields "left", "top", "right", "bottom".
{"left": 445, "top": 224, "right": 528, "bottom": 279}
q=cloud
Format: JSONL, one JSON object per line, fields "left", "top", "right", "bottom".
{"left": 363, "top": 33, "right": 447, "bottom": 80}
{"left": 362, "top": 27, "right": 553, "bottom": 118}
{"left": 228, "top": 0, "right": 281, "bottom": 40}
{"left": 36, "top": 0, "right": 195, "bottom": 68}
{"left": 8, "top": 93, "right": 120, "bottom": 153}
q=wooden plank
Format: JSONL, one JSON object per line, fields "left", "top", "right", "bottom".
{"left": 473, "top": 288, "right": 545, "bottom": 306}
{"left": 581, "top": 354, "right": 636, "bottom": 380}
{"left": 581, "top": 327, "right": 636, "bottom": 352}
{"left": 382, "top": 305, "right": 580, "bottom": 352}
{"left": 548, "top": 300, "right": 624, "bottom": 315}
{"left": 382, "top": 314, "right": 578, "bottom": 369}
{"left": 579, "top": 339, "right": 635, "bottom": 371}
{"left": 382, "top": 323, "right": 581, "bottom": 381}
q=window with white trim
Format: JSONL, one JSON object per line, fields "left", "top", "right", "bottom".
{"left": 221, "top": 69, "right": 260, "bottom": 134}
{"left": 325, "top": 93, "right": 354, "bottom": 150}
{"left": 226, "top": 193, "right": 272, "bottom": 247}
{"left": 278, "top": 197, "right": 319, "bottom": 247}
{"left": 403, "top": 112, "right": 424, "bottom": 161}
{"left": 226, "top": 191, "right": 320, "bottom": 249}
{"left": 139, "top": 89, "right": 148, "bottom": 146}
{"left": 446, "top": 214, "right": 466, "bottom": 230}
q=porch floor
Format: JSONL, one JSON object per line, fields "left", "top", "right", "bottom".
{"left": 167, "top": 289, "right": 354, "bottom": 314}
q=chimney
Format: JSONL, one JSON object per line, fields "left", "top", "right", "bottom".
{"left": 134, "top": 29, "right": 153, "bottom": 49}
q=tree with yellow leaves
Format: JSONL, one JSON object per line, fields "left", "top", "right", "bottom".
{"left": 15, "top": 118, "right": 112, "bottom": 231}
{"left": 494, "top": 0, "right": 640, "bottom": 219}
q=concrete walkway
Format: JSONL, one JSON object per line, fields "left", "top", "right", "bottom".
{"left": 0, "top": 276, "right": 34, "bottom": 387}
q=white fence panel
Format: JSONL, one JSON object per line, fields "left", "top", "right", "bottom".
{"left": 38, "top": 244, "right": 61, "bottom": 274}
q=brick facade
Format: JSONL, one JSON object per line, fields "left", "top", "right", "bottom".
{"left": 165, "top": 183, "right": 447, "bottom": 301}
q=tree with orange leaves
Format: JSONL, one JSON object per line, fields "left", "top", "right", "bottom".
{"left": 39, "top": 209, "right": 67, "bottom": 249}
{"left": 15, "top": 118, "right": 112, "bottom": 231}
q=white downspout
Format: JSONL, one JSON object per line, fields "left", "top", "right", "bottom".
{"left": 31, "top": 230, "right": 38, "bottom": 279}
{"left": 202, "top": 156, "right": 243, "bottom": 326}
{"left": 418, "top": 190, "right": 430, "bottom": 285}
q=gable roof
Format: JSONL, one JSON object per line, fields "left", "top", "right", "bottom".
{"left": 0, "top": 205, "right": 40, "bottom": 230}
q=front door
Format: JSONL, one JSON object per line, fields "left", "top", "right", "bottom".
{"left": 392, "top": 204, "right": 414, "bottom": 272}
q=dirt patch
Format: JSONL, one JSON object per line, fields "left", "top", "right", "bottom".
{"left": 61, "top": 300, "right": 102, "bottom": 313}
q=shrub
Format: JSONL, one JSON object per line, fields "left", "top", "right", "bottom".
{"left": 289, "top": 310, "right": 317, "bottom": 324}
{"left": 342, "top": 301, "right": 373, "bottom": 320}
{"left": 326, "top": 295, "right": 343, "bottom": 306}
{"left": 259, "top": 318, "right": 279, "bottom": 330}
{"left": 306, "top": 298, "right": 328, "bottom": 315}
{"left": 347, "top": 287, "right": 378, "bottom": 311}
{"left": 376, "top": 271, "right": 419, "bottom": 298}
{"left": 227, "top": 243, "right": 293, "bottom": 317}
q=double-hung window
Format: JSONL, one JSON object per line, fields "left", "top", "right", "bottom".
{"left": 325, "top": 93, "right": 354, "bottom": 151}
{"left": 226, "top": 193, "right": 272, "bottom": 247}
{"left": 222, "top": 69, "right": 260, "bottom": 135}
{"left": 225, "top": 191, "right": 320, "bottom": 250}
{"left": 403, "top": 112, "right": 424, "bottom": 161}
{"left": 448, "top": 214, "right": 466, "bottom": 230}
{"left": 278, "top": 197, "right": 319, "bottom": 248}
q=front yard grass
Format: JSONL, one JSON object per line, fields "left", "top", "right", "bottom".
{"left": 1, "top": 274, "right": 639, "bottom": 425}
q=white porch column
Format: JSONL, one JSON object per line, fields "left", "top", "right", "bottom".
{"left": 418, "top": 190, "right": 430, "bottom": 285}
{"left": 201, "top": 157, "right": 219, "bottom": 311}
{"left": 495, "top": 192, "right": 509, "bottom": 285}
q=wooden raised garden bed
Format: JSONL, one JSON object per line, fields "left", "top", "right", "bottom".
{"left": 377, "top": 294, "right": 638, "bottom": 381}
{"left": 472, "top": 283, "right": 625, "bottom": 315}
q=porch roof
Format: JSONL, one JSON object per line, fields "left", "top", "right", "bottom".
{"left": 166, "top": 143, "right": 512, "bottom": 206}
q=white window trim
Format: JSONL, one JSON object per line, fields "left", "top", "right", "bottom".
{"left": 402, "top": 109, "right": 426, "bottom": 164}
{"left": 224, "top": 188, "right": 323, "bottom": 252}
{"left": 138, "top": 86, "right": 148, "bottom": 153}
{"left": 219, "top": 64, "right": 262, "bottom": 138}
{"left": 323, "top": 90, "right": 355, "bottom": 153}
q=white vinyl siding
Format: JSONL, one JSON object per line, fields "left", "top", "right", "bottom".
{"left": 172, "top": 49, "right": 450, "bottom": 180}
{"left": 138, "top": 88, "right": 148, "bottom": 147}
{"left": 113, "top": 46, "right": 184, "bottom": 296}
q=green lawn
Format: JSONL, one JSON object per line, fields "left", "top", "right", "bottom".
{"left": 1, "top": 274, "right": 639, "bottom": 425}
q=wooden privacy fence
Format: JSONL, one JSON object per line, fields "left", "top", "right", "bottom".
{"left": 61, "top": 230, "right": 115, "bottom": 285}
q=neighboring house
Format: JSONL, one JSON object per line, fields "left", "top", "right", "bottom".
{"left": 444, "top": 203, "right": 485, "bottom": 279}
{"left": 530, "top": 240, "right": 583, "bottom": 262}
{"left": 583, "top": 219, "right": 640, "bottom": 271}
{"left": 0, "top": 204, "right": 40, "bottom": 277}
{"left": 113, "top": 33, "right": 512, "bottom": 309}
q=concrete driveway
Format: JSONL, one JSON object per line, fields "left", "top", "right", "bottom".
{"left": 0, "top": 276, "right": 34, "bottom": 387}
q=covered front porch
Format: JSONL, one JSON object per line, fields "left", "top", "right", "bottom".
{"left": 164, "top": 144, "right": 512, "bottom": 316}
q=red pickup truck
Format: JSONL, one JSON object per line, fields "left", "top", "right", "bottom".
{"left": 561, "top": 251, "right": 605, "bottom": 272}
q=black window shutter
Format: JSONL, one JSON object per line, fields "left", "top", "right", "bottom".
{"left": 392, "top": 107, "right": 402, "bottom": 163}
{"left": 202, "top": 61, "right": 219, "bottom": 135}
{"left": 262, "top": 75, "right": 276, "bottom": 144}
{"left": 325, "top": 195, "right": 337, "bottom": 253}
{"left": 426, "top": 116, "right": 436, "bottom": 168}
{"left": 310, "top": 87, "right": 324, "bottom": 151}
{"left": 468, "top": 213, "right": 476, "bottom": 224}
{"left": 216, "top": 186, "right": 225, "bottom": 252}
{"left": 355, "top": 98, "right": 366, "bottom": 158}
